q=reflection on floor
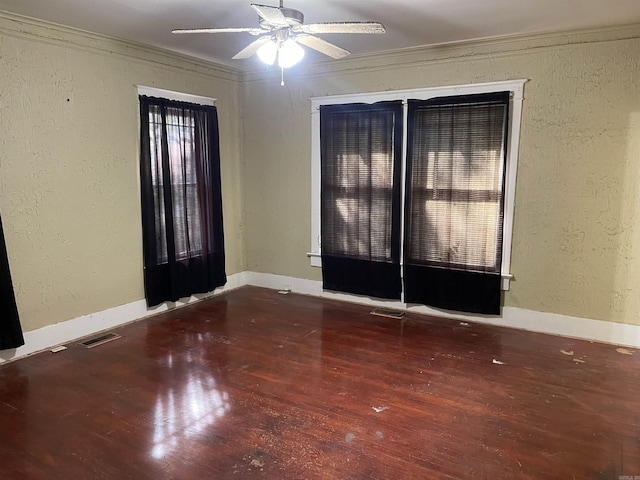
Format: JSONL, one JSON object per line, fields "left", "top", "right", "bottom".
{"left": 0, "top": 286, "right": 638, "bottom": 479}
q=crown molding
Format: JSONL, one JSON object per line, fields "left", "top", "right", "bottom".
{"left": 2, "top": 10, "right": 639, "bottom": 96}
{"left": 241, "top": 23, "right": 640, "bottom": 84}
{"left": 0, "top": 10, "right": 242, "bottom": 83}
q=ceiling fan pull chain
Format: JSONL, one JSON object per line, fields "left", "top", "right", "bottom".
{"left": 281, "top": 67, "right": 285, "bottom": 86}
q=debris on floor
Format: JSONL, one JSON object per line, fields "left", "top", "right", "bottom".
{"left": 616, "top": 348, "right": 634, "bottom": 356}
{"left": 371, "top": 308, "right": 405, "bottom": 319}
{"left": 492, "top": 359, "right": 506, "bottom": 365}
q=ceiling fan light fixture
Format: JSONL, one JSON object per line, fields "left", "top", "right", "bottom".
{"left": 277, "top": 38, "right": 304, "bottom": 68}
{"left": 172, "top": 1, "right": 386, "bottom": 74}
{"left": 257, "top": 39, "right": 278, "bottom": 65}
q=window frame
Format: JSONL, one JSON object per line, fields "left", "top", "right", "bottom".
{"left": 137, "top": 86, "right": 215, "bottom": 106}
{"left": 310, "top": 80, "right": 527, "bottom": 291}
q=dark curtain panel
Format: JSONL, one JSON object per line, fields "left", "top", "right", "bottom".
{"left": 139, "top": 95, "right": 226, "bottom": 307}
{"left": 0, "top": 214, "right": 24, "bottom": 350}
{"left": 404, "top": 92, "right": 510, "bottom": 314}
{"left": 320, "top": 101, "right": 403, "bottom": 299}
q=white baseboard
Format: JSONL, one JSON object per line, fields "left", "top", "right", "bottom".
{"left": 245, "top": 271, "right": 640, "bottom": 349}
{"left": 3, "top": 270, "right": 637, "bottom": 364}
{"left": 0, "top": 272, "right": 247, "bottom": 364}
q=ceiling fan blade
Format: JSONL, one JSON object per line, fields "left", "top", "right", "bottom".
{"left": 251, "top": 4, "right": 289, "bottom": 28}
{"left": 295, "top": 22, "right": 386, "bottom": 35}
{"left": 296, "top": 34, "right": 350, "bottom": 59}
{"left": 172, "top": 27, "right": 264, "bottom": 35}
{"left": 232, "top": 36, "right": 273, "bottom": 59}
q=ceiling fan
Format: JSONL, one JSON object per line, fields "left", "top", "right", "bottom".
{"left": 172, "top": 1, "right": 386, "bottom": 70}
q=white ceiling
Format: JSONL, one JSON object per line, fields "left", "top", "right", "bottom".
{"left": 2, "top": 0, "right": 640, "bottom": 70}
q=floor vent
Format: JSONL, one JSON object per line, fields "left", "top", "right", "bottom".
{"left": 371, "top": 308, "right": 405, "bottom": 319}
{"left": 80, "top": 332, "right": 121, "bottom": 349}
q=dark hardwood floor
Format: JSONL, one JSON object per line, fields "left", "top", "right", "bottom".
{"left": 0, "top": 286, "right": 639, "bottom": 479}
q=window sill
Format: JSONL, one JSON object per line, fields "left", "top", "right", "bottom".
{"left": 501, "top": 274, "right": 513, "bottom": 291}
{"left": 307, "top": 251, "right": 322, "bottom": 267}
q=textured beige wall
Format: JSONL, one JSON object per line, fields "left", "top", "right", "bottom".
{"left": 2, "top": 12, "right": 639, "bottom": 334}
{"left": 0, "top": 14, "right": 246, "bottom": 332}
{"left": 242, "top": 28, "right": 640, "bottom": 326}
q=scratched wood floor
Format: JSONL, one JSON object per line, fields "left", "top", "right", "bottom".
{"left": 0, "top": 286, "right": 639, "bottom": 479}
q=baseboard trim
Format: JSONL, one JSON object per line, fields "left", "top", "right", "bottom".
{"left": 3, "top": 270, "right": 637, "bottom": 364}
{"left": 0, "top": 272, "right": 247, "bottom": 364}
{"left": 245, "top": 272, "right": 640, "bottom": 349}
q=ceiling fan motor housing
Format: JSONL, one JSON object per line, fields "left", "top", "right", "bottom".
{"left": 258, "top": 7, "right": 304, "bottom": 29}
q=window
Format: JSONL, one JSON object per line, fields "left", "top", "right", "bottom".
{"left": 147, "top": 104, "right": 203, "bottom": 263}
{"left": 403, "top": 93, "right": 510, "bottom": 314}
{"left": 320, "top": 102, "right": 403, "bottom": 299}
{"left": 139, "top": 90, "right": 226, "bottom": 307}
{"left": 405, "top": 94, "right": 509, "bottom": 273}
{"left": 310, "top": 81, "right": 526, "bottom": 313}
